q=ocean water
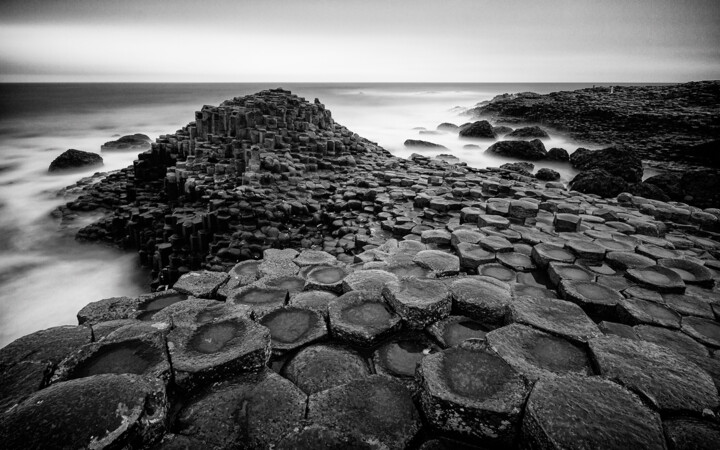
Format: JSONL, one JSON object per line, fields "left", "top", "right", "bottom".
{"left": 0, "top": 82, "right": 619, "bottom": 346}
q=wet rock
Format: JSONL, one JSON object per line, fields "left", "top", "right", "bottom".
{"left": 663, "top": 418, "right": 720, "bottom": 450}
{"left": 373, "top": 332, "right": 440, "bottom": 388}
{"left": 546, "top": 147, "right": 569, "bottom": 161}
{"left": 342, "top": 269, "right": 399, "bottom": 296}
{"left": 227, "top": 284, "right": 288, "bottom": 317}
{"left": 0, "top": 360, "right": 51, "bottom": 413}
{"left": 450, "top": 276, "right": 512, "bottom": 328}
{"left": 508, "top": 296, "right": 602, "bottom": 343}
{"left": 0, "top": 325, "right": 92, "bottom": 369}
{"left": 506, "top": 126, "right": 549, "bottom": 139}
{"left": 559, "top": 279, "right": 624, "bottom": 322}
{"left": 174, "top": 370, "right": 306, "bottom": 448}
{"left": 304, "top": 265, "right": 348, "bottom": 293}
{"left": 634, "top": 325, "right": 709, "bottom": 359}
{"left": 456, "top": 242, "right": 495, "bottom": 270}
{"left": 458, "top": 120, "right": 496, "bottom": 139}
{"left": 288, "top": 290, "right": 337, "bottom": 317}
{"left": 258, "top": 306, "right": 327, "bottom": 355}
{"left": 259, "top": 249, "right": 300, "bottom": 278}
{"left": 101, "top": 133, "right": 151, "bottom": 151}
{"left": 166, "top": 316, "right": 271, "bottom": 391}
{"left": 606, "top": 251, "right": 655, "bottom": 271}
{"left": 531, "top": 243, "right": 575, "bottom": 269}
{"left": 77, "top": 296, "right": 143, "bottom": 325}
{"left": 570, "top": 146, "right": 643, "bottom": 182}
{"left": 413, "top": 250, "right": 460, "bottom": 277}
{"left": 51, "top": 331, "right": 171, "bottom": 384}
{"left": 535, "top": 168, "right": 560, "bottom": 181}
{"left": 547, "top": 262, "right": 595, "bottom": 287}
{"left": 598, "top": 321, "right": 639, "bottom": 340}
{"left": 569, "top": 169, "right": 629, "bottom": 197}
{"left": 281, "top": 344, "right": 370, "bottom": 394}
{"left": 228, "top": 260, "right": 261, "bottom": 286}
{"left": 426, "top": 315, "right": 488, "bottom": 348}
{"left": 565, "top": 239, "right": 606, "bottom": 261}
{"left": 626, "top": 266, "right": 686, "bottom": 293}
{"left": 521, "top": 374, "right": 665, "bottom": 450}
{"left": 328, "top": 290, "right": 401, "bottom": 346}
{"left": 486, "top": 139, "right": 547, "bottom": 160}
{"left": 294, "top": 249, "right": 337, "bottom": 267}
{"left": 478, "top": 262, "right": 517, "bottom": 282}
{"left": 485, "top": 324, "right": 594, "bottom": 381}
{"left": 48, "top": 149, "right": 103, "bottom": 172}
{"left": 404, "top": 139, "right": 448, "bottom": 149}
{"left": 589, "top": 335, "right": 719, "bottom": 414}
{"left": 173, "top": 270, "right": 229, "bottom": 298}
{"left": 307, "top": 375, "right": 421, "bottom": 449}
{"left": 663, "top": 293, "right": 715, "bottom": 319}
{"left": 417, "top": 345, "right": 529, "bottom": 447}
{"left": 681, "top": 316, "right": 720, "bottom": 348}
{"left": 421, "top": 229, "right": 452, "bottom": 245}
{"left": 617, "top": 297, "right": 682, "bottom": 329}
{"left": 0, "top": 374, "right": 167, "bottom": 449}
{"left": 383, "top": 278, "right": 451, "bottom": 328}
{"left": 497, "top": 251, "right": 535, "bottom": 271}
{"left": 658, "top": 258, "right": 715, "bottom": 287}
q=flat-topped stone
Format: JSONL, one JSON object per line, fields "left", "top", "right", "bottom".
{"left": 456, "top": 242, "right": 495, "bottom": 270}
{"left": 76, "top": 296, "right": 142, "bottom": 325}
{"left": 626, "top": 265, "right": 686, "bottom": 293}
{"left": 342, "top": 269, "right": 399, "bottom": 295}
{"left": 477, "top": 262, "right": 517, "bottom": 282}
{"left": 228, "top": 260, "right": 261, "bottom": 286}
{"left": 508, "top": 296, "right": 602, "bottom": 343}
{"left": 166, "top": 317, "right": 270, "bottom": 391}
{"left": 175, "top": 370, "right": 306, "bottom": 449}
{"left": 288, "top": 290, "right": 337, "bottom": 317}
{"left": 521, "top": 375, "right": 665, "bottom": 450}
{"left": 565, "top": 239, "right": 606, "bottom": 261}
{"left": 307, "top": 375, "right": 421, "bottom": 449}
{"left": 663, "top": 292, "right": 716, "bottom": 319}
{"left": 426, "top": 315, "right": 488, "bottom": 348}
{"left": 413, "top": 250, "right": 460, "bottom": 276}
{"left": 606, "top": 251, "right": 655, "bottom": 271}
{"left": 594, "top": 238, "right": 636, "bottom": 252}
{"left": 658, "top": 258, "right": 715, "bottom": 287}
{"left": 281, "top": 344, "right": 370, "bottom": 395}
{"left": 599, "top": 321, "right": 639, "bottom": 340}
{"left": 382, "top": 278, "right": 451, "bottom": 328}
{"left": 531, "top": 243, "right": 575, "bottom": 269}
{"left": 227, "top": 284, "right": 288, "bottom": 317}
{"left": 258, "top": 306, "right": 327, "bottom": 355}
{"left": 328, "top": 290, "right": 401, "bottom": 346}
{"left": 478, "top": 235, "right": 514, "bottom": 253}
{"left": 589, "top": 335, "right": 719, "bottom": 414}
{"left": 0, "top": 374, "right": 167, "bottom": 449}
{"left": 478, "top": 214, "right": 510, "bottom": 229}
{"left": 636, "top": 244, "right": 681, "bottom": 260}
{"left": 304, "top": 265, "right": 348, "bottom": 293}
{"left": 373, "top": 332, "right": 440, "bottom": 387}
{"left": 553, "top": 213, "right": 582, "bottom": 232}
{"left": 451, "top": 276, "right": 512, "bottom": 328}
{"left": 485, "top": 324, "right": 594, "bottom": 381}
{"left": 294, "top": 249, "right": 337, "bottom": 267}
{"left": 417, "top": 346, "right": 530, "bottom": 447}
{"left": 634, "top": 324, "right": 709, "bottom": 359}
{"left": 663, "top": 418, "right": 720, "bottom": 450}
{"left": 513, "top": 283, "right": 558, "bottom": 299}
{"left": 450, "top": 228, "right": 484, "bottom": 248}
{"left": 547, "top": 262, "right": 595, "bottom": 287}
{"left": 617, "top": 296, "right": 683, "bottom": 329}
{"left": 421, "top": 229, "right": 452, "bottom": 245}
{"left": 497, "top": 251, "right": 536, "bottom": 272}
{"left": 682, "top": 316, "right": 720, "bottom": 348}
{"left": 173, "top": 270, "right": 229, "bottom": 298}
{"left": 135, "top": 290, "right": 188, "bottom": 321}
{"left": 559, "top": 279, "right": 624, "bottom": 322}
{"left": 0, "top": 325, "right": 92, "bottom": 369}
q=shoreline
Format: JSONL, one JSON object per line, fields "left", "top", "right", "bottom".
{"left": 2, "top": 85, "right": 720, "bottom": 448}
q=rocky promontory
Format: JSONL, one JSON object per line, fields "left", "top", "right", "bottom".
{"left": 3, "top": 88, "right": 720, "bottom": 449}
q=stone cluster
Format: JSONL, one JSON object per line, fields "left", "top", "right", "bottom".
{"left": 4, "top": 89, "right": 720, "bottom": 448}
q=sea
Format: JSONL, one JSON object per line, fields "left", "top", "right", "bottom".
{"left": 0, "top": 82, "right": 638, "bottom": 347}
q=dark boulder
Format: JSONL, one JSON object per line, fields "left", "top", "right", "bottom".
{"left": 644, "top": 173, "right": 683, "bottom": 200}
{"left": 569, "top": 169, "right": 628, "bottom": 197}
{"left": 492, "top": 125, "right": 514, "bottom": 136}
{"left": 547, "top": 147, "right": 570, "bottom": 161}
{"left": 459, "top": 120, "right": 496, "bottom": 139}
{"left": 486, "top": 139, "right": 547, "bottom": 160}
{"left": 436, "top": 123, "right": 459, "bottom": 132}
{"left": 101, "top": 133, "right": 152, "bottom": 151}
{"left": 628, "top": 182, "right": 670, "bottom": 202}
{"left": 645, "top": 169, "right": 720, "bottom": 207}
{"left": 403, "top": 140, "right": 448, "bottom": 150}
{"left": 570, "top": 146, "right": 642, "bottom": 182}
{"left": 506, "top": 126, "right": 550, "bottom": 139}
{"left": 536, "top": 168, "right": 561, "bottom": 181}
{"left": 48, "top": 149, "right": 103, "bottom": 172}
{"left": 500, "top": 162, "right": 534, "bottom": 177}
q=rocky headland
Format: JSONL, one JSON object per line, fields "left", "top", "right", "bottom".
{"left": 2, "top": 88, "right": 720, "bottom": 449}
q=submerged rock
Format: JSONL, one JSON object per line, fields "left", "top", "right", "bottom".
{"left": 101, "top": 133, "right": 151, "bottom": 151}
{"left": 506, "top": 125, "right": 550, "bottom": 139}
{"left": 486, "top": 139, "right": 547, "bottom": 160}
{"left": 48, "top": 149, "right": 103, "bottom": 172}
{"left": 458, "top": 120, "right": 496, "bottom": 139}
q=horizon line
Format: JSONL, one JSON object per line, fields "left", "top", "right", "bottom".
{"left": 0, "top": 80, "right": 713, "bottom": 84}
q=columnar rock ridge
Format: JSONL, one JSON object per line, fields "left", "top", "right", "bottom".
{"left": 3, "top": 89, "right": 720, "bottom": 448}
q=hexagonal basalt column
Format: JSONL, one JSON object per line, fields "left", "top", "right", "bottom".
{"left": 531, "top": 243, "right": 575, "bottom": 269}
{"left": 167, "top": 317, "right": 271, "bottom": 391}
{"left": 135, "top": 290, "right": 188, "bottom": 321}
{"left": 559, "top": 279, "right": 624, "bottom": 322}
{"left": 497, "top": 251, "right": 536, "bottom": 272}
{"left": 328, "top": 291, "right": 401, "bottom": 346}
{"left": 626, "top": 265, "right": 686, "bottom": 293}
{"left": 547, "top": 262, "right": 595, "bottom": 287}
{"left": 227, "top": 284, "right": 288, "bottom": 318}
{"left": 174, "top": 370, "right": 306, "bottom": 449}
{"left": 382, "top": 278, "right": 451, "bottom": 328}
{"left": 616, "top": 297, "right": 682, "bottom": 329}
{"left": 258, "top": 306, "right": 327, "bottom": 355}
{"left": 565, "top": 239, "right": 606, "bottom": 261}
{"left": 508, "top": 296, "right": 602, "bottom": 343}
{"left": 304, "top": 265, "right": 348, "bottom": 293}
{"left": 427, "top": 315, "right": 488, "bottom": 348}
{"left": 521, "top": 375, "right": 665, "bottom": 450}
{"left": 0, "top": 374, "right": 167, "bottom": 449}
{"left": 485, "top": 324, "right": 594, "bottom": 381}
{"left": 456, "top": 242, "right": 495, "bottom": 270}
{"left": 306, "top": 375, "right": 421, "bottom": 449}
{"left": 173, "top": 270, "right": 229, "bottom": 298}
{"left": 288, "top": 290, "right": 337, "bottom": 317}
{"left": 280, "top": 344, "right": 370, "bottom": 394}
{"left": 228, "top": 260, "right": 261, "bottom": 286}
{"left": 606, "top": 251, "right": 655, "bottom": 271}
{"left": 417, "top": 346, "right": 530, "bottom": 447}
{"left": 478, "top": 262, "right": 517, "bottom": 282}
{"left": 450, "top": 276, "right": 512, "bottom": 328}
{"left": 294, "top": 249, "right": 337, "bottom": 267}
{"left": 589, "top": 335, "right": 719, "bottom": 414}
{"left": 77, "top": 296, "right": 142, "bottom": 325}
{"left": 663, "top": 418, "right": 720, "bottom": 450}
{"left": 658, "top": 258, "right": 715, "bottom": 287}
{"left": 681, "top": 316, "right": 720, "bottom": 348}
{"left": 342, "top": 269, "right": 399, "bottom": 295}
{"left": 413, "top": 250, "right": 460, "bottom": 277}
{"left": 373, "top": 332, "right": 440, "bottom": 389}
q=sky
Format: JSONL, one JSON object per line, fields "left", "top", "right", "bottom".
{"left": 0, "top": 0, "right": 718, "bottom": 82}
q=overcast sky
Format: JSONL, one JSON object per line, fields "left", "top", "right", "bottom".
{"left": 1, "top": 0, "right": 718, "bottom": 82}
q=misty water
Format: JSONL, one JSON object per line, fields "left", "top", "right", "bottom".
{"left": 0, "top": 82, "right": 618, "bottom": 347}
